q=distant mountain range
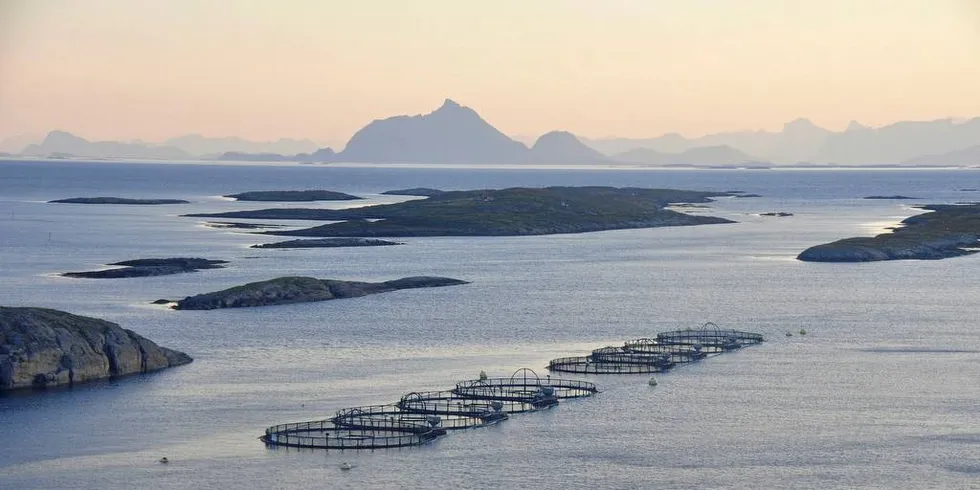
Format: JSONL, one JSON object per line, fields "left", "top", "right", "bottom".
{"left": 8, "top": 100, "right": 980, "bottom": 166}
{"left": 218, "top": 99, "right": 612, "bottom": 165}
{"left": 16, "top": 131, "right": 321, "bottom": 160}
{"left": 583, "top": 117, "right": 980, "bottom": 165}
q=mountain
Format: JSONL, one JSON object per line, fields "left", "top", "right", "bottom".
{"left": 337, "top": 99, "right": 530, "bottom": 164}
{"left": 770, "top": 118, "right": 833, "bottom": 164}
{"left": 583, "top": 121, "right": 826, "bottom": 164}
{"left": 529, "top": 131, "right": 608, "bottom": 163}
{"left": 164, "top": 134, "right": 320, "bottom": 156}
{"left": 0, "top": 133, "right": 42, "bottom": 153}
{"left": 218, "top": 147, "right": 336, "bottom": 162}
{"left": 903, "top": 145, "right": 980, "bottom": 167}
{"left": 584, "top": 116, "right": 980, "bottom": 165}
{"left": 22, "top": 131, "right": 191, "bottom": 159}
{"left": 583, "top": 129, "right": 782, "bottom": 162}
{"left": 613, "top": 145, "right": 761, "bottom": 166}
{"left": 812, "top": 118, "right": 980, "bottom": 165}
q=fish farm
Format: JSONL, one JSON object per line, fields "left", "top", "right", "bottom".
{"left": 547, "top": 322, "right": 764, "bottom": 374}
{"left": 261, "top": 368, "right": 596, "bottom": 450}
{"left": 262, "top": 323, "right": 764, "bottom": 451}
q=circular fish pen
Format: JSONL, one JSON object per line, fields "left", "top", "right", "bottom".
{"left": 656, "top": 322, "right": 765, "bottom": 350}
{"left": 589, "top": 346, "right": 675, "bottom": 366}
{"left": 547, "top": 355, "right": 670, "bottom": 374}
{"left": 452, "top": 368, "right": 598, "bottom": 408}
{"left": 261, "top": 419, "right": 444, "bottom": 450}
{"left": 397, "top": 391, "right": 511, "bottom": 424}
{"left": 620, "top": 339, "right": 709, "bottom": 363}
{"left": 547, "top": 323, "right": 765, "bottom": 375}
{"left": 331, "top": 404, "right": 482, "bottom": 431}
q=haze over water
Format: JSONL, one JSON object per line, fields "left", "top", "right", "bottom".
{"left": 1, "top": 160, "right": 979, "bottom": 489}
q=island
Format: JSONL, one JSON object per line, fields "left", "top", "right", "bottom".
{"left": 380, "top": 188, "right": 446, "bottom": 197}
{"left": 760, "top": 212, "right": 793, "bottom": 217}
{"left": 223, "top": 190, "right": 361, "bottom": 201}
{"left": 251, "top": 238, "right": 403, "bottom": 249}
{"left": 49, "top": 197, "right": 189, "bottom": 205}
{"left": 863, "top": 195, "right": 920, "bottom": 200}
{"left": 185, "top": 186, "right": 736, "bottom": 237}
{"left": 204, "top": 221, "right": 285, "bottom": 230}
{"left": 797, "top": 204, "right": 980, "bottom": 262}
{"left": 171, "top": 276, "right": 468, "bottom": 310}
{"left": 62, "top": 258, "right": 227, "bottom": 278}
{"left": 0, "top": 306, "right": 192, "bottom": 392}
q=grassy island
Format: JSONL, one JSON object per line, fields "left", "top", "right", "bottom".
{"left": 186, "top": 186, "right": 735, "bottom": 237}
{"left": 798, "top": 204, "right": 980, "bottom": 262}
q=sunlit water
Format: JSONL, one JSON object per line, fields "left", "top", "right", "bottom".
{"left": 1, "top": 160, "right": 979, "bottom": 489}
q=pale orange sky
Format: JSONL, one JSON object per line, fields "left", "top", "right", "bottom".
{"left": 1, "top": 0, "right": 979, "bottom": 148}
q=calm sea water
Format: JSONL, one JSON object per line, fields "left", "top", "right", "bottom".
{"left": 1, "top": 160, "right": 979, "bottom": 489}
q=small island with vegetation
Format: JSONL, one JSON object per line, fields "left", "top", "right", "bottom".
{"left": 798, "top": 203, "right": 980, "bottom": 262}
{"left": 203, "top": 221, "right": 285, "bottom": 230}
{"left": 62, "top": 258, "right": 227, "bottom": 278}
{"left": 0, "top": 306, "right": 192, "bottom": 392}
{"left": 381, "top": 188, "right": 446, "bottom": 197}
{"left": 863, "top": 195, "right": 920, "bottom": 200}
{"left": 170, "top": 276, "right": 467, "bottom": 310}
{"left": 187, "top": 186, "right": 736, "bottom": 237}
{"left": 252, "top": 238, "right": 403, "bottom": 249}
{"left": 223, "top": 190, "right": 361, "bottom": 201}
{"left": 49, "top": 197, "right": 189, "bottom": 205}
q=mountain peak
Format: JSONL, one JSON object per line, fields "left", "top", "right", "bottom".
{"left": 846, "top": 120, "right": 869, "bottom": 131}
{"left": 783, "top": 118, "right": 824, "bottom": 132}
{"left": 43, "top": 130, "right": 88, "bottom": 145}
{"left": 530, "top": 131, "right": 605, "bottom": 163}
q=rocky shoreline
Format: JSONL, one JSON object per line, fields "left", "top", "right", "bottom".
{"left": 798, "top": 204, "right": 980, "bottom": 262}
{"left": 0, "top": 307, "right": 192, "bottom": 392}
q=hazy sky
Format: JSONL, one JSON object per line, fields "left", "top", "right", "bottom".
{"left": 2, "top": 0, "right": 979, "bottom": 147}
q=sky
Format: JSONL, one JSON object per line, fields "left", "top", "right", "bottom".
{"left": 1, "top": 0, "right": 979, "bottom": 148}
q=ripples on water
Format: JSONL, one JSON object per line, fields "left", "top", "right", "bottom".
{"left": 1, "top": 161, "right": 979, "bottom": 489}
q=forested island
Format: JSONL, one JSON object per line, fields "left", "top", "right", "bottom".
{"left": 186, "top": 186, "right": 736, "bottom": 237}
{"left": 798, "top": 204, "right": 980, "bottom": 262}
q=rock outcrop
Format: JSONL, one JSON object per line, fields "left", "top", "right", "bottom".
{"left": 798, "top": 204, "right": 980, "bottom": 262}
{"left": 173, "top": 276, "right": 467, "bottom": 310}
{"left": 252, "top": 238, "right": 403, "bottom": 249}
{"left": 0, "top": 307, "right": 192, "bottom": 392}
{"left": 224, "top": 190, "right": 361, "bottom": 202}
{"left": 49, "top": 197, "right": 189, "bottom": 205}
{"left": 381, "top": 188, "right": 446, "bottom": 197}
{"left": 63, "top": 258, "right": 227, "bottom": 278}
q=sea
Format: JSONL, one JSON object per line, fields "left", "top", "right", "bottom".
{"left": 0, "top": 159, "right": 978, "bottom": 490}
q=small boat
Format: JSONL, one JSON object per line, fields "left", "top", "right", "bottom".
{"left": 785, "top": 332, "right": 793, "bottom": 337}
{"left": 339, "top": 462, "right": 353, "bottom": 471}
{"left": 648, "top": 377, "right": 658, "bottom": 386}
{"left": 158, "top": 457, "right": 169, "bottom": 464}
{"left": 799, "top": 328, "right": 807, "bottom": 335}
